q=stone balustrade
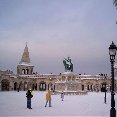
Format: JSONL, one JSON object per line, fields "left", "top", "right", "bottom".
{"left": 53, "top": 90, "right": 88, "bottom": 95}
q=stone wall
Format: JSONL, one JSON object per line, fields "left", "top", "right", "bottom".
{"left": 0, "top": 72, "right": 117, "bottom": 93}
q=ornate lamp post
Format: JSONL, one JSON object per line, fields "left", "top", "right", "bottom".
{"left": 109, "top": 41, "right": 116, "bottom": 117}
{"left": 104, "top": 76, "right": 107, "bottom": 104}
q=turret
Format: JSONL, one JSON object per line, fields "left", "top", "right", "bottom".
{"left": 17, "top": 43, "right": 34, "bottom": 75}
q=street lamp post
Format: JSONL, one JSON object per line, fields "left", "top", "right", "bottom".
{"left": 104, "top": 76, "right": 107, "bottom": 104}
{"left": 109, "top": 41, "right": 117, "bottom": 117}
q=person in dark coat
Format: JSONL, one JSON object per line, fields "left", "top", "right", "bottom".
{"left": 26, "top": 89, "right": 33, "bottom": 109}
{"left": 61, "top": 91, "right": 64, "bottom": 101}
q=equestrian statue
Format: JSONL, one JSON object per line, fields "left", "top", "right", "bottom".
{"left": 63, "top": 57, "right": 73, "bottom": 72}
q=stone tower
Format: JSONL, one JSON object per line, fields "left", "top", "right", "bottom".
{"left": 17, "top": 43, "right": 34, "bottom": 75}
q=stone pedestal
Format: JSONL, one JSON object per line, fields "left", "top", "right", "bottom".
{"left": 55, "top": 72, "right": 87, "bottom": 95}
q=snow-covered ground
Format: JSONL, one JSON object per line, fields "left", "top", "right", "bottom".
{"left": 0, "top": 91, "right": 116, "bottom": 117}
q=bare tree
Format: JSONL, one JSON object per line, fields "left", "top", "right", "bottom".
{"left": 113, "top": 0, "right": 117, "bottom": 8}
{"left": 113, "top": 0, "right": 117, "bottom": 24}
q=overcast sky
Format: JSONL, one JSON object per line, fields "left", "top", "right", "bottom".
{"left": 0, "top": 0, "right": 117, "bottom": 75}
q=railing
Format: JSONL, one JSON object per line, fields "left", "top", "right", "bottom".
{"left": 53, "top": 90, "right": 88, "bottom": 95}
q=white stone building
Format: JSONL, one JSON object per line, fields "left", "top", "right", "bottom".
{"left": 0, "top": 44, "right": 117, "bottom": 93}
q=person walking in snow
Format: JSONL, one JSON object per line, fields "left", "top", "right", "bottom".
{"left": 61, "top": 91, "right": 64, "bottom": 101}
{"left": 26, "top": 89, "right": 33, "bottom": 109}
{"left": 45, "top": 90, "right": 52, "bottom": 107}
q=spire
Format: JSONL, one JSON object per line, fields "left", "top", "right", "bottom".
{"left": 17, "top": 43, "right": 34, "bottom": 75}
{"left": 20, "top": 43, "right": 30, "bottom": 64}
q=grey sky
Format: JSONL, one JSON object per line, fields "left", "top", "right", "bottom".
{"left": 0, "top": 0, "right": 117, "bottom": 74}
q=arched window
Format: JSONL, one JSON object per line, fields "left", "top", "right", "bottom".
{"left": 39, "top": 81, "right": 46, "bottom": 91}
{"left": 87, "top": 85, "right": 90, "bottom": 90}
{"left": 1, "top": 79, "right": 10, "bottom": 91}
{"left": 82, "top": 85, "right": 84, "bottom": 91}
{"left": 22, "top": 69, "right": 25, "bottom": 74}
{"left": 26, "top": 69, "right": 29, "bottom": 74}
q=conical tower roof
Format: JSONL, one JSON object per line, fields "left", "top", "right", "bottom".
{"left": 21, "top": 43, "right": 30, "bottom": 63}
{"left": 19, "top": 43, "right": 33, "bottom": 66}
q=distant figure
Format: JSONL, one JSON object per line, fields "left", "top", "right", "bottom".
{"left": 61, "top": 91, "right": 64, "bottom": 101}
{"left": 26, "top": 89, "right": 33, "bottom": 109}
{"left": 45, "top": 90, "right": 52, "bottom": 107}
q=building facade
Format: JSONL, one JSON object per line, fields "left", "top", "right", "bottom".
{"left": 0, "top": 44, "right": 117, "bottom": 93}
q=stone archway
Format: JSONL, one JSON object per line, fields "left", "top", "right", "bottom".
{"left": 19, "top": 81, "right": 23, "bottom": 90}
{"left": 24, "top": 82, "right": 28, "bottom": 91}
{"left": 35, "top": 83, "right": 37, "bottom": 90}
{"left": 101, "top": 83, "right": 106, "bottom": 92}
{"left": 27, "top": 82, "right": 33, "bottom": 89}
{"left": 87, "top": 83, "right": 93, "bottom": 91}
{"left": 95, "top": 84, "right": 99, "bottom": 92}
{"left": 81, "top": 84, "right": 84, "bottom": 91}
{"left": 39, "top": 81, "right": 46, "bottom": 91}
{"left": 48, "top": 83, "right": 53, "bottom": 90}
{"left": 1, "top": 79, "right": 10, "bottom": 91}
{"left": 32, "top": 84, "right": 35, "bottom": 90}
{"left": 14, "top": 82, "right": 17, "bottom": 90}
{"left": 53, "top": 84, "right": 55, "bottom": 91}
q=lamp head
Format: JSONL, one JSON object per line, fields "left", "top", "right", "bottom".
{"left": 109, "top": 41, "right": 117, "bottom": 61}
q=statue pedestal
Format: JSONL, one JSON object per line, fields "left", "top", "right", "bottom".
{"left": 62, "top": 71, "right": 74, "bottom": 76}
{"left": 54, "top": 71, "right": 87, "bottom": 95}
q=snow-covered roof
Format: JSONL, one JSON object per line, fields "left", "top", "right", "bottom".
{"left": 10, "top": 75, "right": 17, "bottom": 78}
{"left": 18, "top": 74, "right": 59, "bottom": 79}
{"left": 18, "top": 62, "right": 34, "bottom": 67}
{"left": 76, "top": 74, "right": 110, "bottom": 80}
{"left": 62, "top": 72, "right": 75, "bottom": 76}
{"left": 0, "top": 70, "right": 14, "bottom": 75}
{"left": 79, "top": 77, "right": 101, "bottom": 80}
{"left": 78, "top": 74, "right": 100, "bottom": 77}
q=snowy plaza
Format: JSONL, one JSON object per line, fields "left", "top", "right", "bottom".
{"left": 0, "top": 91, "right": 117, "bottom": 117}
{"left": 0, "top": 1, "right": 117, "bottom": 117}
